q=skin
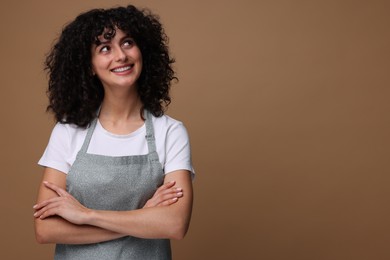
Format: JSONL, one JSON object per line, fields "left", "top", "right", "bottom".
{"left": 34, "top": 28, "right": 193, "bottom": 244}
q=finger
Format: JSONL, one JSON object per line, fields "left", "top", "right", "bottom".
{"left": 156, "top": 188, "right": 183, "bottom": 201}
{"left": 33, "top": 196, "right": 64, "bottom": 210}
{"left": 143, "top": 182, "right": 180, "bottom": 208}
{"left": 38, "top": 206, "right": 61, "bottom": 220}
{"left": 154, "top": 181, "right": 176, "bottom": 195}
{"left": 160, "top": 181, "right": 176, "bottom": 191}
{"left": 43, "top": 181, "right": 68, "bottom": 197}
{"left": 156, "top": 187, "right": 183, "bottom": 198}
{"left": 163, "top": 180, "right": 176, "bottom": 188}
{"left": 34, "top": 200, "right": 63, "bottom": 218}
{"left": 155, "top": 191, "right": 183, "bottom": 206}
{"left": 34, "top": 205, "right": 53, "bottom": 218}
{"left": 34, "top": 197, "right": 67, "bottom": 213}
{"left": 160, "top": 197, "right": 179, "bottom": 206}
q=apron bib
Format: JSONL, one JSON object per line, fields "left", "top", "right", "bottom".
{"left": 55, "top": 111, "right": 171, "bottom": 260}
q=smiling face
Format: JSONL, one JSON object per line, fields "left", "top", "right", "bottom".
{"left": 91, "top": 28, "right": 143, "bottom": 92}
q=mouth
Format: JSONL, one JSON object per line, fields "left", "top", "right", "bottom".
{"left": 111, "top": 64, "right": 134, "bottom": 73}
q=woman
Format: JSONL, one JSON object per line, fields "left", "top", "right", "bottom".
{"left": 33, "top": 5, "right": 193, "bottom": 259}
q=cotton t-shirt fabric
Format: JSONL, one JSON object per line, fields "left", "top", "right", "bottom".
{"left": 39, "top": 114, "right": 194, "bottom": 177}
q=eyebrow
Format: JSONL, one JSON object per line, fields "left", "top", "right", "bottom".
{"left": 95, "top": 40, "right": 109, "bottom": 46}
{"left": 94, "top": 34, "right": 132, "bottom": 47}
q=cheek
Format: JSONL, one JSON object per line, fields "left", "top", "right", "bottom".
{"left": 134, "top": 50, "right": 143, "bottom": 70}
{"left": 90, "top": 62, "right": 97, "bottom": 72}
{"left": 134, "top": 47, "right": 142, "bottom": 61}
{"left": 136, "top": 53, "right": 143, "bottom": 63}
{"left": 91, "top": 59, "right": 100, "bottom": 72}
{"left": 138, "top": 52, "right": 143, "bottom": 69}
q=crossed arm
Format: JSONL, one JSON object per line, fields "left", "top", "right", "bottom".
{"left": 34, "top": 167, "right": 193, "bottom": 244}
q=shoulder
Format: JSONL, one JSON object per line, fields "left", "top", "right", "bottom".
{"left": 152, "top": 114, "right": 187, "bottom": 133}
{"left": 152, "top": 114, "right": 182, "bottom": 126}
{"left": 151, "top": 114, "right": 191, "bottom": 150}
{"left": 46, "top": 122, "right": 89, "bottom": 153}
{"left": 50, "top": 122, "right": 88, "bottom": 142}
{"left": 152, "top": 114, "right": 190, "bottom": 142}
{"left": 38, "top": 122, "right": 89, "bottom": 174}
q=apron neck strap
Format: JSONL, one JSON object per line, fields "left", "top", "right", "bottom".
{"left": 144, "top": 110, "right": 157, "bottom": 154}
{"left": 79, "top": 109, "right": 158, "bottom": 155}
{"left": 79, "top": 117, "right": 98, "bottom": 154}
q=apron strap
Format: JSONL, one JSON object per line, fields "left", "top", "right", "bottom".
{"left": 144, "top": 110, "right": 160, "bottom": 162}
{"left": 78, "top": 109, "right": 160, "bottom": 164}
{"left": 79, "top": 117, "right": 98, "bottom": 154}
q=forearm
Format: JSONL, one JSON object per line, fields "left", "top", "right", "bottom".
{"left": 35, "top": 216, "right": 125, "bottom": 244}
{"left": 34, "top": 170, "right": 193, "bottom": 242}
{"left": 87, "top": 205, "right": 191, "bottom": 240}
{"left": 85, "top": 171, "right": 193, "bottom": 240}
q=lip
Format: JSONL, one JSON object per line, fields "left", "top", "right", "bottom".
{"left": 110, "top": 64, "right": 134, "bottom": 74}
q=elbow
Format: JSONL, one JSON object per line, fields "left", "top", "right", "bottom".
{"left": 170, "top": 230, "right": 186, "bottom": 240}
{"left": 35, "top": 232, "right": 48, "bottom": 244}
{"left": 34, "top": 220, "right": 51, "bottom": 244}
{"left": 168, "top": 219, "right": 190, "bottom": 240}
{"left": 166, "top": 205, "right": 192, "bottom": 240}
{"left": 35, "top": 229, "right": 48, "bottom": 244}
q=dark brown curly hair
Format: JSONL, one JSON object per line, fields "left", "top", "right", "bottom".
{"left": 45, "top": 5, "right": 176, "bottom": 127}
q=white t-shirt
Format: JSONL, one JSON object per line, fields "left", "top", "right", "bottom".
{"left": 38, "top": 115, "right": 194, "bottom": 177}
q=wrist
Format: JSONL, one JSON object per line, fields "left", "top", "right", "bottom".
{"left": 82, "top": 208, "right": 96, "bottom": 225}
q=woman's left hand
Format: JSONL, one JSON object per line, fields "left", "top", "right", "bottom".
{"left": 33, "top": 181, "right": 91, "bottom": 225}
{"left": 143, "top": 181, "right": 183, "bottom": 208}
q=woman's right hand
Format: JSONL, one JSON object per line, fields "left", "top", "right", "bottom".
{"left": 143, "top": 181, "right": 183, "bottom": 208}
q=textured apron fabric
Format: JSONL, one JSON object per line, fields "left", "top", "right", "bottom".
{"left": 54, "top": 111, "right": 171, "bottom": 260}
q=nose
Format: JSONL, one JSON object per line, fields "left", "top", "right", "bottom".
{"left": 114, "top": 47, "right": 127, "bottom": 62}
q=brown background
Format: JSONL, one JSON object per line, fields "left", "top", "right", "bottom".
{"left": 1, "top": 0, "right": 389, "bottom": 259}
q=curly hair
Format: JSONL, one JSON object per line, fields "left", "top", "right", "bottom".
{"left": 45, "top": 5, "right": 176, "bottom": 127}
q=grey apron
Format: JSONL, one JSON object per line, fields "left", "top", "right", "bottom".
{"left": 55, "top": 111, "right": 171, "bottom": 260}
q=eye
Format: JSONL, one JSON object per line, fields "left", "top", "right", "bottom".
{"left": 123, "top": 39, "right": 134, "bottom": 48}
{"left": 100, "top": 45, "right": 110, "bottom": 53}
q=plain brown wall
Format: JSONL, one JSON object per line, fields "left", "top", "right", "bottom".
{"left": 1, "top": 0, "right": 389, "bottom": 259}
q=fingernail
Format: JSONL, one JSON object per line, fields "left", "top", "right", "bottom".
{"left": 177, "top": 192, "right": 183, "bottom": 196}
{"left": 33, "top": 205, "right": 37, "bottom": 209}
{"left": 33, "top": 212, "right": 37, "bottom": 217}
{"left": 172, "top": 197, "right": 178, "bottom": 201}
{"left": 176, "top": 187, "right": 182, "bottom": 191}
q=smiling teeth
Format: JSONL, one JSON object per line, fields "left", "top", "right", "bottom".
{"left": 112, "top": 66, "right": 132, "bottom": 72}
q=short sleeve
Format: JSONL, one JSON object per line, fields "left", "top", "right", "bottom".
{"left": 38, "top": 123, "right": 71, "bottom": 174}
{"left": 164, "top": 122, "right": 194, "bottom": 178}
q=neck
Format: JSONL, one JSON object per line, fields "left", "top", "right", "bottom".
{"left": 99, "top": 89, "right": 143, "bottom": 122}
{"left": 98, "top": 93, "right": 145, "bottom": 135}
